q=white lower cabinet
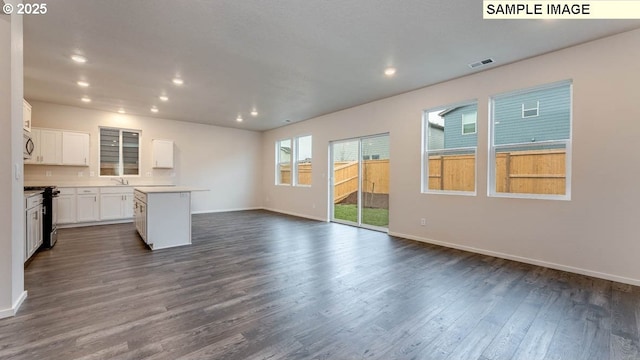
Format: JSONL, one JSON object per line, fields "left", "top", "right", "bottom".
{"left": 134, "top": 189, "right": 190, "bottom": 250}
{"left": 133, "top": 192, "right": 147, "bottom": 243}
{"left": 76, "top": 188, "right": 100, "bottom": 223}
{"left": 100, "top": 187, "right": 134, "bottom": 221}
{"left": 58, "top": 186, "right": 135, "bottom": 226}
{"left": 57, "top": 188, "right": 76, "bottom": 224}
{"left": 25, "top": 194, "right": 43, "bottom": 262}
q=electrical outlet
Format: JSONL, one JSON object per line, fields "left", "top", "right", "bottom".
{"left": 146, "top": 172, "right": 152, "bottom": 177}
{"left": 170, "top": 172, "right": 176, "bottom": 177}
{"left": 420, "top": 218, "right": 426, "bottom": 226}
{"left": 312, "top": 203, "right": 316, "bottom": 209}
{"left": 90, "top": 171, "right": 95, "bottom": 177}
{"left": 45, "top": 171, "right": 52, "bottom": 177}
{"left": 77, "top": 171, "right": 84, "bottom": 177}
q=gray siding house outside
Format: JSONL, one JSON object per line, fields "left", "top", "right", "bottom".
{"left": 427, "top": 123, "right": 444, "bottom": 150}
{"left": 333, "top": 137, "right": 389, "bottom": 161}
{"left": 435, "top": 83, "right": 570, "bottom": 150}
{"left": 493, "top": 84, "right": 571, "bottom": 145}
{"left": 440, "top": 104, "right": 478, "bottom": 149}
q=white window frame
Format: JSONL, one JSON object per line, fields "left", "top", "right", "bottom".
{"left": 98, "top": 127, "right": 141, "bottom": 177}
{"left": 294, "top": 135, "right": 312, "bottom": 187}
{"left": 488, "top": 81, "right": 572, "bottom": 201}
{"left": 421, "top": 100, "right": 478, "bottom": 196}
{"left": 461, "top": 110, "right": 477, "bottom": 135}
{"left": 522, "top": 101, "right": 540, "bottom": 118}
{"left": 275, "top": 135, "right": 313, "bottom": 187}
{"left": 275, "top": 138, "right": 292, "bottom": 186}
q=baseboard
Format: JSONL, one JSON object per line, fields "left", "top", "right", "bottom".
{"left": 0, "top": 291, "right": 28, "bottom": 319}
{"left": 191, "top": 207, "right": 262, "bottom": 215}
{"left": 58, "top": 219, "right": 133, "bottom": 229}
{"left": 389, "top": 231, "right": 640, "bottom": 287}
{"left": 262, "top": 207, "right": 328, "bottom": 222}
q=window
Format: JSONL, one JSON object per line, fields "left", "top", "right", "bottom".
{"left": 276, "top": 136, "right": 312, "bottom": 186}
{"left": 276, "top": 139, "right": 292, "bottom": 185}
{"left": 461, "top": 111, "right": 477, "bottom": 135}
{"left": 522, "top": 100, "right": 539, "bottom": 118}
{"left": 99, "top": 127, "right": 140, "bottom": 176}
{"left": 490, "top": 81, "right": 571, "bottom": 199}
{"left": 422, "top": 101, "right": 477, "bottom": 194}
{"left": 295, "top": 135, "right": 312, "bottom": 186}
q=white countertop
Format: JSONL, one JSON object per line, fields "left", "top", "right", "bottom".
{"left": 24, "top": 190, "right": 43, "bottom": 198}
{"left": 134, "top": 186, "right": 208, "bottom": 194}
{"left": 24, "top": 182, "right": 174, "bottom": 188}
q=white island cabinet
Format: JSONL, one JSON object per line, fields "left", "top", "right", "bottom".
{"left": 133, "top": 187, "right": 203, "bottom": 250}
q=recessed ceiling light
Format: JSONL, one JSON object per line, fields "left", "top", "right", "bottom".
{"left": 159, "top": 95, "right": 169, "bottom": 102}
{"left": 117, "top": 108, "right": 125, "bottom": 114}
{"left": 150, "top": 107, "right": 159, "bottom": 113}
{"left": 77, "top": 81, "right": 90, "bottom": 87}
{"left": 81, "top": 96, "right": 91, "bottom": 103}
{"left": 236, "top": 115, "right": 243, "bottom": 122}
{"left": 384, "top": 67, "right": 397, "bottom": 77}
{"left": 250, "top": 109, "right": 258, "bottom": 117}
{"left": 71, "top": 55, "right": 87, "bottom": 64}
{"left": 172, "top": 78, "right": 184, "bottom": 86}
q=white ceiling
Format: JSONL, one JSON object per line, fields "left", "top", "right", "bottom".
{"left": 22, "top": 1, "right": 640, "bottom": 131}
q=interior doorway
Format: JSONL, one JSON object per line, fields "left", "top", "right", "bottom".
{"left": 330, "top": 134, "right": 389, "bottom": 231}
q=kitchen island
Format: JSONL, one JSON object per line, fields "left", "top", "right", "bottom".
{"left": 133, "top": 187, "right": 205, "bottom": 250}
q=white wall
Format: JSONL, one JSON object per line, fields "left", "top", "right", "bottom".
{"left": 0, "top": 4, "right": 27, "bottom": 319}
{"left": 262, "top": 29, "right": 640, "bottom": 285}
{"left": 26, "top": 102, "right": 263, "bottom": 213}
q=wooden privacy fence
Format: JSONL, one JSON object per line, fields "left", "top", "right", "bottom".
{"left": 282, "top": 149, "right": 564, "bottom": 201}
{"left": 280, "top": 161, "right": 392, "bottom": 203}
{"left": 279, "top": 163, "right": 312, "bottom": 186}
{"left": 333, "top": 160, "right": 389, "bottom": 203}
{"left": 428, "top": 149, "right": 566, "bottom": 194}
{"left": 428, "top": 154, "right": 476, "bottom": 192}
{"left": 495, "top": 149, "right": 566, "bottom": 195}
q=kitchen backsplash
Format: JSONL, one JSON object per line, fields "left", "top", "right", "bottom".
{"left": 24, "top": 165, "right": 176, "bottom": 186}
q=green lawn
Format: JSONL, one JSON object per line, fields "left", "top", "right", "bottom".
{"left": 333, "top": 204, "right": 389, "bottom": 227}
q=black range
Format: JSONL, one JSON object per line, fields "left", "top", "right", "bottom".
{"left": 24, "top": 186, "right": 60, "bottom": 248}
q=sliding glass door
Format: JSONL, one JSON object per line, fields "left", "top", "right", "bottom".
{"left": 330, "top": 134, "right": 389, "bottom": 230}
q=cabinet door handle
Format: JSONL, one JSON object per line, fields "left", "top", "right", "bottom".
{"left": 84, "top": 158, "right": 87, "bottom": 164}
{"left": 94, "top": 196, "right": 96, "bottom": 202}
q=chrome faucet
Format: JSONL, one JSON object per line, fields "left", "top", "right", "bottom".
{"left": 112, "top": 177, "right": 129, "bottom": 185}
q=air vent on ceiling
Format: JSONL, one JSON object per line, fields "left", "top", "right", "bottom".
{"left": 468, "top": 58, "right": 495, "bottom": 69}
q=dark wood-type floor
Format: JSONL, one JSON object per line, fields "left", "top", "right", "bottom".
{"left": 1, "top": 210, "right": 639, "bottom": 360}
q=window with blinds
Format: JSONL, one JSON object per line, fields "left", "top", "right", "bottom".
{"left": 99, "top": 128, "right": 140, "bottom": 176}
{"left": 489, "top": 81, "right": 571, "bottom": 199}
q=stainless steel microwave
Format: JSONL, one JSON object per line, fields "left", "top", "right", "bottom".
{"left": 23, "top": 131, "right": 34, "bottom": 159}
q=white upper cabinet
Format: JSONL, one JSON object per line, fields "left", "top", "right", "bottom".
{"left": 152, "top": 139, "right": 174, "bottom": 168}
{"left": 24, "top": 129, "right": 62, "bottom": 165}
{"left": 23, "top": 99, "right": 32, "bottom": 132}
{"left": 25, "top": 128, "right": 90, "bottom": 166}
{"left": 62, "top": 131, "right": 90, "bottom": 166}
